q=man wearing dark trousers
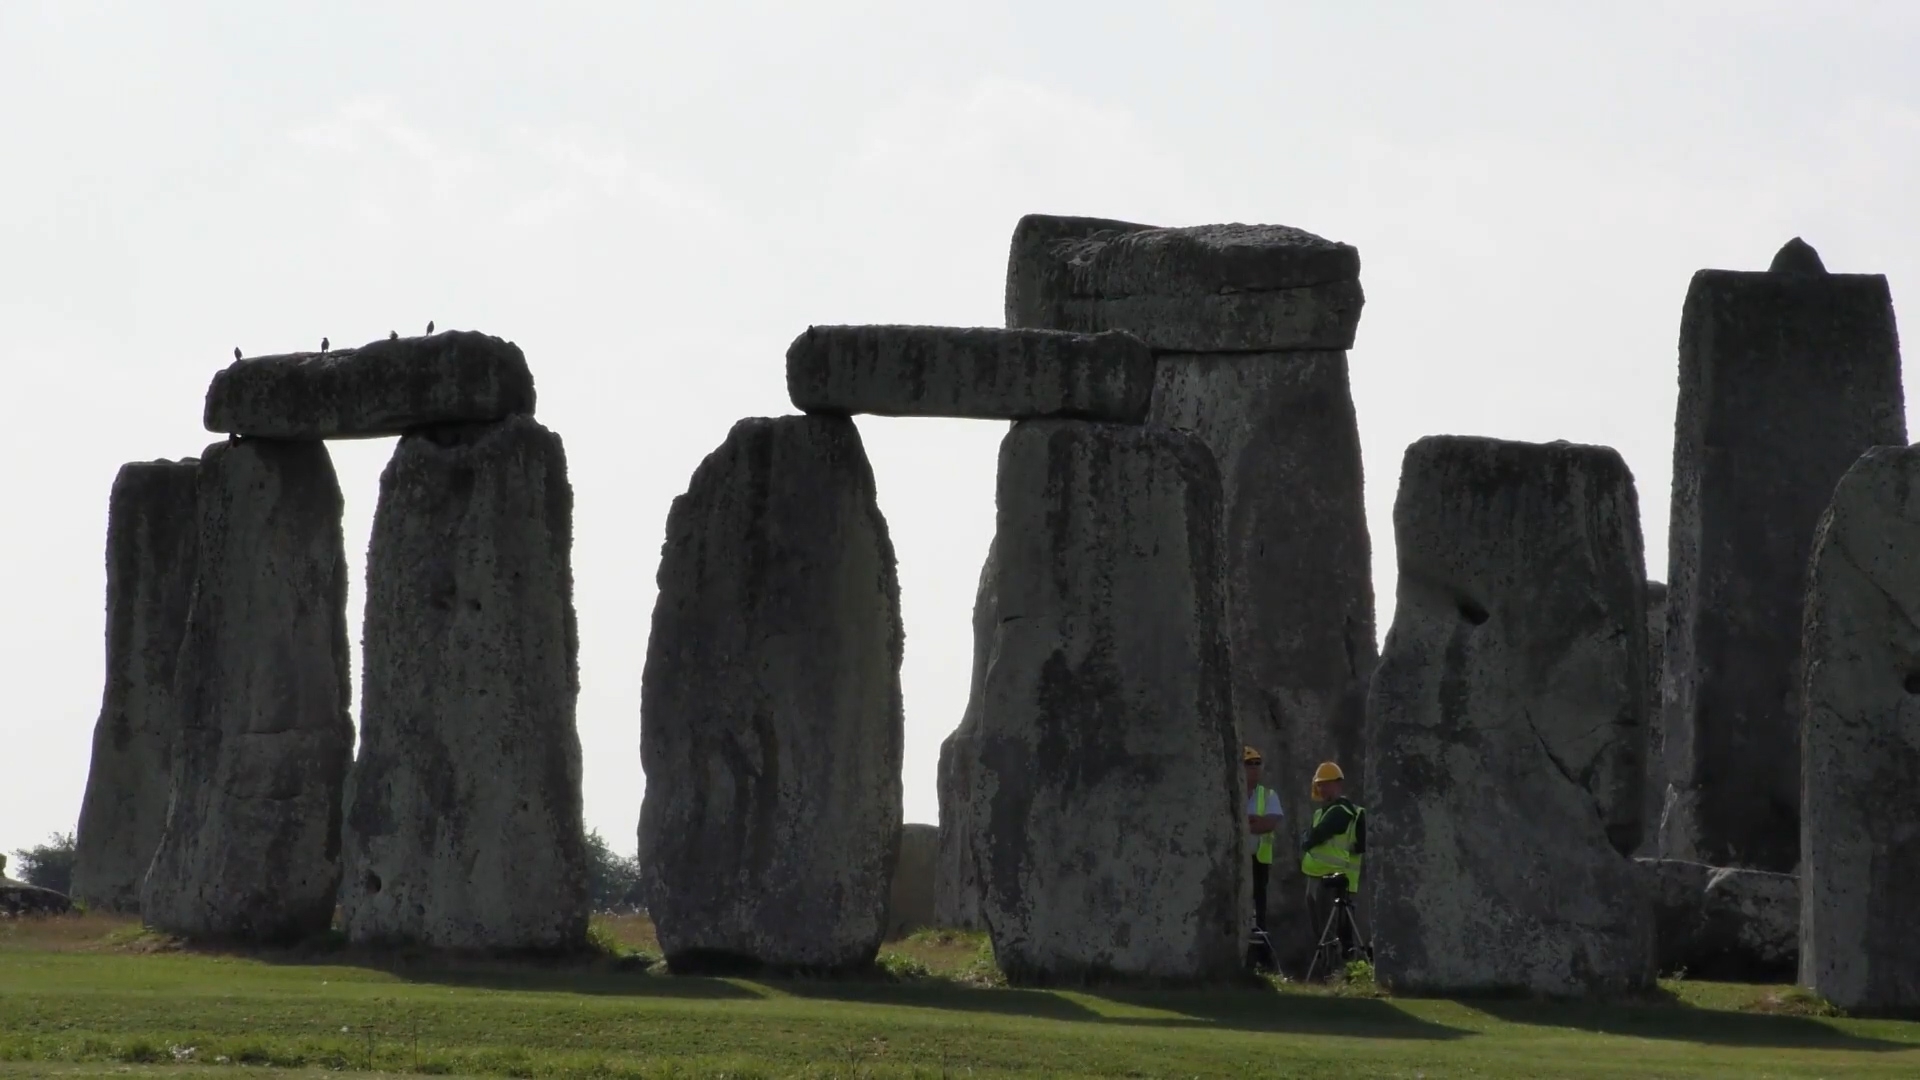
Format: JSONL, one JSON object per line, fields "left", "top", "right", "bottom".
{"left": 1243, "top": 746, "right": 1284, "bottom": 957}
{"left": 1300, "top": 760, "right": 1366, "bottom": 963}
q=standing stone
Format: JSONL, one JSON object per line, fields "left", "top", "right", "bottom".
{"left": 72, "top": 459, "right": 199, "bottom": 913}
{"left": 886, "top": 824, "right": 938, "bottom": 939}
{"left": 143, "top": 439, "right": 352, "bottom": 942}
{"left": 935, "top": 539, "right": 997, "bottom": 930}
{"left": 1642, "top": 581, "right": 1669, "bottom": 854}
{"left": 1663, "top": 239, "right": 1905, "bottom": 871}
{"left": 1800, "top": 445, "right": 1920, "bottom": 1011}
{"left": 639, "top": 415, "right": 903, "bottom": 972}
{"left": 1367, "top": 436, "right": 1653, "bottom": 995}
{"left": 1639, "top": 858, "right": 1797, "bottom": 982}
{"left": 1149, "top": 351, "right": 1377, "bottom": 963}
{"left": 340, "top": 416, "right": 586, "bottom": 951}
{"left": 972, "top": 420, "right": 1241, "bottom": 984}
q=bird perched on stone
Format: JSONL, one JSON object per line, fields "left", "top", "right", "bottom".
{"left": 234, "top": 347, "right": 242, "bottom": 361}
{"left": 321, "top": 337, "right": 330, "bottom": 353}
{"left": 389, "top": 330, "right": 398, "bottom": 340}
{"left": 426, "top": 320, "right": 435, "bottom": 335}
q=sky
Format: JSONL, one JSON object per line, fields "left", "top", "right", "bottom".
{"left": 4, "top": 2, "right": 1918, "bottom": 860}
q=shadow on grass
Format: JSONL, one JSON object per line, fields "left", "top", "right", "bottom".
{"left": 1469, "top": 992, "right": 1909, "bottom": 1052}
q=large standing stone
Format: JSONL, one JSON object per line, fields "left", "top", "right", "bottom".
{"left": 886, "top": 824, "right": 938, "bottom": 939}
{"left": 340, "top": 416, "right": 586, "bottom": 951}
{"left": 1642, "top": 580, "right": 1669, "bottom": 854}
{"left": 204, "top": 331, "right": 535, "bottom": 439}
{"left": 1638, "top": 858, "right": 1797, "bottom": 982}
{"left": 142, "top": 439, "right": 352, "bottom": 942}
{"left": 1663, "top": 239, "right": 1906, "bottom": 871}
{"left": 1800, "top": 445, "right": 1920, "bottom": 1012}
{"left": 786, "top": 325, "right": 1154, "bottom": 421}
{"left": 1005, "top": 214, "right": 1364, "bottom": 352}
{"left": 1149, "top": 351, "right": 1377, "bottom": 962}
{"left": 1366, "top": 436, "right": 1654, "bottom": 995}
{"left": 935, "top": 538, "right": 998, "bottom": 931}
{"left": 72, "top": 459, "right": 200, "bottom": 913}
{"left": 639, "top": 415, "right": 903, "bottom": 972}
{"left": 972, "top": 420, "right": 1241, "bottom": 984}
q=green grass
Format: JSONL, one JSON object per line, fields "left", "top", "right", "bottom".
{"left": 3, "top": 915, "right": 1918, "bottom": 1078}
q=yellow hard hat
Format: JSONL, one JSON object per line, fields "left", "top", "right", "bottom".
{"left": 1242, "top": 746, "right": 1263, "bottom": 765}
{"left": 1311, "top": 761, "right": 1345, "bottom": 784}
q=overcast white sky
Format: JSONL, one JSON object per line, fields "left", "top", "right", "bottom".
{"left": 4, "top": 3, "right": 1917, "bottom": 861}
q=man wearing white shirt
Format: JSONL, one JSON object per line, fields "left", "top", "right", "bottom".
{"left": 1243, "top": 746, "right": 1284, "bottom": 943}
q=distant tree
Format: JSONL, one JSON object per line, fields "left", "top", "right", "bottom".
{"left": 584, "top": 829, "right": 645, "bottom": 912}
{"left": 12, "top": 831, "right": 77, "bottom": 896}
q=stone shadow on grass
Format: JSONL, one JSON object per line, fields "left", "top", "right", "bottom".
{"left": 1470, "top": 996, "right": 1908, "bottom": 1052}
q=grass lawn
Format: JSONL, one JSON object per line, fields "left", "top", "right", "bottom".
{"left": 3, "top": 914, "right": 1918, "bottom": 1078}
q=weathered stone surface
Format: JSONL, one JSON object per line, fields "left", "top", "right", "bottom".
{"left": 339, "top": 417, "right": 586, "bottom": 951}
{"left": 1800, "top": 446, "right": 1920, "bottom": 1011}
{"left": 72, "top": 459, "right": 200, "bottom": 913}
{"left": 935, "top": 539, "right": 998, "bottom": 931}
{"left": 1006, "top": 214, "right": 1363, "bottom": 352}
{"left": 786, "top": 325, "right": 1154, "bottom": 421}
{"left": 1638, "top": 858, "right": 1796, "bottom": 981}
{"left": 142, "top": 439, "right": 352, "bottom": 942}
{"left": 1642, "top": 580, "right": 1669, "bottom": 855}
{"left": 1149, "top": 351, "right": 1377, "bottom": 964}
{"left": 886, "top": 824, "right": 938, "bottom": 939}
{"left": 1, "top": 873, "right": 74, "bottom": 917}
{"left": 639, "top": 415, "right": 903, "bottom": 972}
{"left": 972, "top": 419, "right": 1241, "bottom": 984}
{"left": 204, "top": 331, "right": 535, "bottom": 439}
{"left": 1663, "top": 240, "right": 1906, "bottom": 872}
{"left": 1366, "top": 435, "right": 1654, "bottom": 995}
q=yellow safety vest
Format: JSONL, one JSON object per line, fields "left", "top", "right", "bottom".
{"left": 1251, "top": 786, "right": 1277, "bottom": 865}
{"left": 1300, "top": 802, "right": 1363, "bottom": 892}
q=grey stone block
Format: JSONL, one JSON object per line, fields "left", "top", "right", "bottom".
{"left": 639, "top": 415, "right": 903, "bottom": 973}
{"left": 142, "top": 439, "right": 352, "bottom": 942}
{"left": 972, "top": 419, "right": 1242, "bottom": 984}
{"left": 204, "top": 331, "right": 535, "bottom": 439}
{"left": 1642, "top": 581, "right": 1669, "bottom": 856}
{"left": 1663, "top": 240, "right": 1905, "bottom": 872}
{"left": 786, "top": 325, "right": 1154, "bottom": 421}
{"left": 1006, "top": 214, "right": 1363, "bottom": 352}
{"left": 340, "top": 416, "right": 587, "bottom": 951}
{"left": 934, "top": 538, "right": 997, "bottom": 931}
{"left": 1638, "top": 858, "right": 1796, "bottom": 982}
{"left": 886, "top": 824, "right": 938, "bottom": 939}
{"left": 1800, "top": 445, "right": 1920, "bottom": 1012}
{"left": 1366, "top": 435, "right": 1654, "bottom": 996}
{"left": 72, "top": 458, "right": 200, "bottom": 914}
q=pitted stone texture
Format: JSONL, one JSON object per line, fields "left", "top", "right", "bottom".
{"left": 1800, "top": 446, "right": 1920, "bottom": 1012}
{"left": 886, "top": 824, "right": 938, "bottom": 939}
{"left": 204, "top": 331, "right": 535, "bottom": 439}
{"left": 142, "top": 439, "right": 352, "bottom": 942}
{"left": 1642, "top": 581, "right": 1670, "bottom": 855}
{"left": 72, "top": 459, "right": 200, "bottom": 913}
{"left": 1150, "top": 351, "right": 1377, "bottom": 965}
{"left": 639, "top": 415, "right": 903, "bottom": 972}
{"left": 340, "top": 417, "right": 586, "bottom": 951}
{"left": 786, "top": 325, "right": 1154, "bottom": 421}
{"left": 1366, "top": 435, "right": 1654, "bottom": 996}
{"left": 1006, "top": 214, "right": 1363, "bottom": 352}
{"left": 972, "top": 420, "right": 1241, "bottom": 984}
{"left": 1663, "top": 241, "right": 1905, "bottom": 872}
{"left": 1638, "top": 858, "right": 1796, "bottom": 982}
{"left": 935, "top": 540, "right": 998, "bottom": 931}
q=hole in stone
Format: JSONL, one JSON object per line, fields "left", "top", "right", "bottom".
{"left": 1458, "top": 599, "right": 1489, "bottom": 625}
{"left": 1904, "top": 673, "right": 1920, "bottom": 695}
{"left": 365, "top": 871, "right": 383, "bottom": 895}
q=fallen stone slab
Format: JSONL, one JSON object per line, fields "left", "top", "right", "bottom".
{"left": 0, "top": 874, "right": 74, "bottom": 917}
{"left": 204, "top": 331, "right": 535, "bottom": 439}
{"left": 1367, "top": 435, "right": 1654, "bottom": 996}
{"left": 1006, "top": 214, "right": 1364, "bottom": 352}
{"left": 142, "top": 438, "right": 353, "bottom": 943}
{"left": 72, "top": 458, "right": 200, "bottom": 914}
{"left": 1661, "top": 239, "right": 1905, "bottom": 872}
{"left": 639, "top": 414, "right": 903, "bottom": 973}
{"left": 1800, "top": 445, "right": 1920, "bottom": 1012}
{"left": 340, "top": 416, "right": 587, "bottom": 951}
{"left": 935, "top": 539, "right": 997, "bottom": 931}
{"left": 886, "top": 824, "right": 938, "bottom": 939}
{"left": 972, "top": 419, "right": 1242, "bottom": 984}
{"left": 786, "top": 325, "right": 1154, "bottom": 421}
{"left": 1638, "top": 858, "right": 1796, "bottom": 982}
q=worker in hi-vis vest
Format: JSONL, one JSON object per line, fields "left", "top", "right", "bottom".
{"left": 1300, "top": 761, "right": 1366, "bottom": 953}
{"left": 1242, "top": 746, "right": 1284, "bottom": 939}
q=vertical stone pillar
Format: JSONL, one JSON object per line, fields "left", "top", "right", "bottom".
{"left": 142, "top": 438, "right": 351, "bottom": 942}
{"left": 1663, "top": 239, "right": 1905, "bottom": 870}
{"left": 1800, "top": 446, "right": 1920, "bottom": 1012}
{"left": 340, "top": 416, "right": 587, "bottom": 950}
{"left": 971, "top": 419, "right": 1242, "bottom": 984}
{"left": 73, "top": 459, "right": 200, "bottom": 913}
{"left": 934, "top": 537, "right": 997, "bottom": 930}
{"left": 1641, "top": 580, "right": 1668, "bottom": 854}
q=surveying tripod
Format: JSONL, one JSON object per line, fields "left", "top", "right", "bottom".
{"left": 1304, "top": 875, "right": 1372, "bottom": 982}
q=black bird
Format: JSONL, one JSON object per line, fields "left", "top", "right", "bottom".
{"left": 426, "top": 320, "right": 434, "bottom": 335}
{"left": 321, "top": 337, "right": 330, "bottom": 353}
{"left": 389, "top": 330, "right": 398, "bottom": 340}
{"left": 234, "top": 347, "right": 242, "bottom": 361}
